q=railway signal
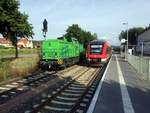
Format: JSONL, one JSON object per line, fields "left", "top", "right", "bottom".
{"left": 42, "top": 19, "right": 48, "bottom": 39}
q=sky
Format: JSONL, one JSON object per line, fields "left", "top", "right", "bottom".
{"left": 19, "top": 0, "right": 150, "bottom": 45}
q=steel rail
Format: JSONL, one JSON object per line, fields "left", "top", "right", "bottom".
{"left": 30, "top": 68, "right": 90, "bottom": 113}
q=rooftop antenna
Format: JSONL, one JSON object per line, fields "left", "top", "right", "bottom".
{"left": 42, "top": 19, "right": 48, "bottom": 40}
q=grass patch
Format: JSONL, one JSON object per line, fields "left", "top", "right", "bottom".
{"left": 0, "top": 56, "right": 40, "bottom": 82}
{"left": 0, "top": 48, "right": 40, "bottom": 57}
{"left": 0, "top": 59, "right": 13, "bottom": 81}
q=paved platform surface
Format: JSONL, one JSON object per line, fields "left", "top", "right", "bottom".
{"left": 87, "top": 54, "right": 150, "bottom": 113}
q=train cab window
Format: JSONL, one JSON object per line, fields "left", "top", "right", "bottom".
{"left": 72, "top": 38, "right": 78, "bottom": 43}
{"left": 57, "top": 37, "right": 64, "bottom": 40}
{"left": 90, "top": 45, "right": 103, "bottom": 54}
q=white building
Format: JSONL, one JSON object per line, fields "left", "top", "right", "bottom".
{"left": 136, "top": 27, "right": 150, "bottom": 55}
{"left": 17, "top": 37, "right": 33, "bottom": 49}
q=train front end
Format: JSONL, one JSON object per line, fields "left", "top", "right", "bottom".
{"left": 40, "top": 39, "right": 61, "bottom": 70}
{"left": 86, "top": 40, "right": 110, "bottom": 66}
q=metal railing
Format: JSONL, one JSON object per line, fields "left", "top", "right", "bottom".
{"left": 127, "top": 54, "right": 150, "bottom": 80}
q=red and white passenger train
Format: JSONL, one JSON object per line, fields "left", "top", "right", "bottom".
{"left": 86, "top": 40, "right": 112, "bottom": 66}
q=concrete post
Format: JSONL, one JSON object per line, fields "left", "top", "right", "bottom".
{"left": 147, "top": 60, "right": 150, "bottom": 80}
{"left": 141, "top": 42, "right": 143, "bottom": 57}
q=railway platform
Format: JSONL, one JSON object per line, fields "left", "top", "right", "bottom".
{"left": 87, "top": 54, "right": 150, "bottom": 113}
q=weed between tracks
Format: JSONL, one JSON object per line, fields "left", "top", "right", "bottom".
{"left": 0, "top": 56, "right": 40, "bottom": 82}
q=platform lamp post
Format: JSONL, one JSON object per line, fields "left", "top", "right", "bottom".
{"left": 123, "top": 22, "right": 129, "bottom": 60}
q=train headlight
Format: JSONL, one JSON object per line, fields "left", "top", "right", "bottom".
{"left": 88, "top": 58, "right": 91, "bottom": 61}
{"left": 101, "top": 58, "right": 107, "bottom": 62}
{"left": 57, "top": 59, "right": 63, "bottom": 64}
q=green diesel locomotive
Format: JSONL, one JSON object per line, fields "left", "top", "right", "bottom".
{"left": 40, "top": 37, "right": 84, "bottom": 69}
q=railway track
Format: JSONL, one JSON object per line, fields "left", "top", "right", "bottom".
{"left": 25, "top": 65, "right": 106, "bottom": 113}
{"left": 0, "top": 63, "right": 107, "bottom": 113}
{"left": 0, "top": 65, "right": 79, "bottom": 104}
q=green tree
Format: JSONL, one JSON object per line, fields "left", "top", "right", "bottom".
{"left": 0, "top": 0, "right": 34, "bottom": 58}
{"left": 119, "top": 27, "right": 144, "bottom": 46}
{"left": 64, "top": 24, "right": 97, "bottom": 48}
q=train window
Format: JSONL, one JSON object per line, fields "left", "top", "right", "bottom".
{"left": 91, "top": 45, "right": 102, "bottom": 48}
{"left": 90, "top": 44, "right": 103, "bottom": 54}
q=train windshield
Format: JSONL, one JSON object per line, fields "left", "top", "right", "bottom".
{"left": 90, "top": 45, "right": 103, "bottom": 54}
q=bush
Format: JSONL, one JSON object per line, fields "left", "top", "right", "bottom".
{"left": 0, "top": 56, "right": 40, "bottom": 81}
{"left": 0, "top": 45, "right": 7, "bottom": 49}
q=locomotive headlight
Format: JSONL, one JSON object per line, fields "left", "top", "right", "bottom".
{"left": 57, "top": 59, "right": 63, "bottom": 64}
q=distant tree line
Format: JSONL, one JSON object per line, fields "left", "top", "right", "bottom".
{"left": 119, "top": 27, "right": 145, "bottom": 46}
{"left": 64, "top": 24, "right": 97, "bottom": 48}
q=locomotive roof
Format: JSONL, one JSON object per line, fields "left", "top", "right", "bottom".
{"left": 89, "top": 40, "right": 106, "bottom": 45}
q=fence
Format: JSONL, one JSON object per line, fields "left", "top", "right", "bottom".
{"left": 127, "top": 54, "right": 150, "bottom": 80}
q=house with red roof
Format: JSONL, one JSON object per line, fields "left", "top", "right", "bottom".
{"left": 17, "top": 37, "right": 33, "bottom": 49}
{"left": 0, "top": 38, "right": 13, "bottom": 47}
{"left": 0, "top": 37, "right": 33, "bottom": 48}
